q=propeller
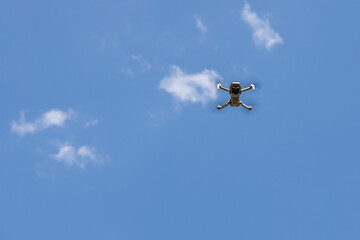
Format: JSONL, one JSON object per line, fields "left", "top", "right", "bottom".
{"left": 241, "top": 77, "right": 263, "bottom": 90}
{"left": 209, "top": 101, "right": 226, "bottom": 114}
{"left": 216, "top": 77, "right": 262, "bottom": 90}
{"left": 240, "top": 98, "right": 261, "bottom": 114}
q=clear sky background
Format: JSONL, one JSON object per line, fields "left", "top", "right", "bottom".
{"left": 1, "top": 0, "right": 360, "bottom": 239}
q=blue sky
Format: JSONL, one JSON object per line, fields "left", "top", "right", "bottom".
{"left": 1, "top": 0, "right": 360, "bottom": 239}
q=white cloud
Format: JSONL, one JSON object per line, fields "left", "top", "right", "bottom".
{"left": 52, "top": 145, "right": 77, "bottom": 166}
{"left": 130, "top": 55, "right": 151, "bottom": 71}
{"left": 51, "top": 145, "right": 103, "bottom": 169}
{"left": 84, "top": 119, "right": 99, "bottom": 127}
{"left": 195, "top": 17, "right": 207, "bottom": 35}
{"left": 11, "top": 109, "right": 75, "bottom": 136}
{"left": 159, "top": 65, "right": 222, "bottom": 104}
{"left": 241, "top": 3, "right": 283, "bottom": 50}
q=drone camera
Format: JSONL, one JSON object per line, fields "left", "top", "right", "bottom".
{"left": 231, "top": 83, "right": 241, "bottom": 95}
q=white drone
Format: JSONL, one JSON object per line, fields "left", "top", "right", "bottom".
{"left": 217, "top": 82, "right": 255, "bottom": 110}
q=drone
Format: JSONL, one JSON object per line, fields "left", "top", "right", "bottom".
{"left": 216, "top": 82, "right": 255, "bottom": 110}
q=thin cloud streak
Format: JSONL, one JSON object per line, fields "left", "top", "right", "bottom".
{"left": 85, "top": 119, "right": 99, "bottom": 127}
{"left": 195, "top": 17, "right": 208, "bottom": 35}
{"left": 159, "top": 65, "right": 222, "bottom": 104}
{"left": 11, "top": 109, "right": 75, "bottom": 136}
{"left": 241, "top": 3, "right": 283, "bottom": 50}
{"left": 130, "top": 55, "right": 151, "bottom": 71}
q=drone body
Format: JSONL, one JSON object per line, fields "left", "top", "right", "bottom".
{"left": 217, "top": 82, "right": 255, "bottom": 110}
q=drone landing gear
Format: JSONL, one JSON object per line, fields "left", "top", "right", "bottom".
{"left": 217, "top": 101, "right": 230, "bottom": 110}
{"left": 240, "top": 101, "right": 252, "bottom": 110}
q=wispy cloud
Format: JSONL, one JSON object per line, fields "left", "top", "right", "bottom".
{"left": 51, "top": 145, "right": 104, "bottom": 169}
{"left": 121, "top": 68, "right": 134, "bottom": 75}
{"left": 11, "top": 109, "right": 75, "bottom": 136}
{"left": 130, "top": 55, "right": 151, "bottom": 71}
{"left": 91, "top": 35, "right": 118, "bottom": 48}
{"left": 84, "top": 119, "right": 99, "bottom": 128}
{"left": 195, "top": 17, "right": 208, "bottom": 35}
{"left": 159, "top": 65, "right": 222, "bottom": 104}
{"left": 241, "top": 3, "right": 283, "bottom": 50}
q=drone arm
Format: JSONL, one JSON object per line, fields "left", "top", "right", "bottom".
{"left": 217, "top": 100, "right": 230, "bottom": 110}
{"left": 241, "top": 84, "right": 255, "bottom": 92}
{"left": 217, "top": 84, "right": 230, "bottom": 92}
{"left": 239, "top": 101, "right": 252, "bottom": 110}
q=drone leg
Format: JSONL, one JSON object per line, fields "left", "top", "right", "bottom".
{"left": 241, "top": 84, "right": 255, "bottom": 92}
{"left": 217, "top": 101, "right": 230, "bottom": 110}
{"left": 240, "top": 101, "right": 252, "bottom": 110}
{"left": 217, "top": 83, "right": 230, "bottom": 92}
